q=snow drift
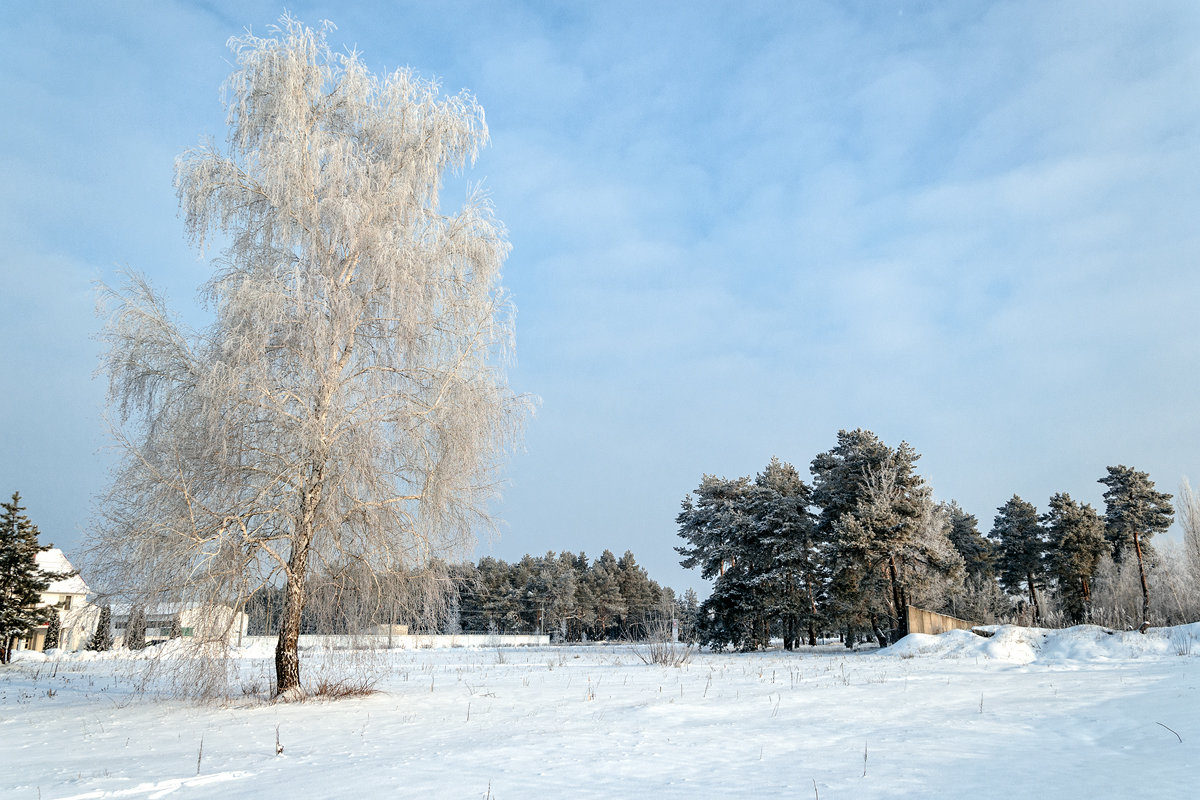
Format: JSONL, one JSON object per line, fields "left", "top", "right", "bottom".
{"left": 882, "top": 622, "right": 1200, "bottom": 664}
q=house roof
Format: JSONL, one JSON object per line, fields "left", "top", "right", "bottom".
{"left": 35, "top": 548, "right": 90, "bottom": 595}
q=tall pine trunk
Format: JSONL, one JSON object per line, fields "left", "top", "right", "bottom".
{"left": 807, "top": 582, "right": 818, "bottom": 646}
{"left": 1132, "top": 532, "right": 1151, "bottom": 632}
{"left": 887, "top": 553, "right": 908, "bottom": 641}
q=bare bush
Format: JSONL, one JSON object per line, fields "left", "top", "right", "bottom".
{"left": 633, "top": 619, "right": 694, "bottom": 667}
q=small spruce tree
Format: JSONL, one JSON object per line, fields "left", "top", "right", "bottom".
{"left": 125, "top": 605, "right": 147, "bottom": 650}
{"left": 87, "top": 605, "right": 113, "bottom": 651}
{"left": 43, "top": 609, "right": 61, "bottom": 650}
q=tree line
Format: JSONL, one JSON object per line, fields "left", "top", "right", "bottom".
{"left": 243, "top": 549, "right": 687, "bottom": 643}
{"left": 455, "top": 551, "right": 687, "bottom": 641}
{"left": 677, "top": 428, "right": 1193, "bottom": 651}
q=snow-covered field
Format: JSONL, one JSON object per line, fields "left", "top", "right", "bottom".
{"left": 3, "top": 625, "right": 1198, "bottom": 799}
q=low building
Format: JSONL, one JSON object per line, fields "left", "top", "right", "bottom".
{"left": 110, "top": 603, "right": 249, "bottom": 648}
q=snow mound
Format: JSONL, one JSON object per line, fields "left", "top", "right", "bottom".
{"left": 881, "top": 622, "right": 1200, "bottom": 664}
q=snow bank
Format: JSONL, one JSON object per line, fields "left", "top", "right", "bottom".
{"left": 882, "top": 622, "right": 1200, "bottom": 664}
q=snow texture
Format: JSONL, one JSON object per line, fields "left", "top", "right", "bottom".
{"left": 2, "top": 624, "right": 1197, "bottom": 798}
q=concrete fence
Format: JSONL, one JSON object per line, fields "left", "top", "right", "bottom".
{"left": 906, "top": 605, "right": 976, "bottom": 636}
{"left": 239, "top": 633, "right": 550, "bottom": 650}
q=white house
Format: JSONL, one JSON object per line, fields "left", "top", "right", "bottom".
{"left": 109, "top": 602, "right": 249, "bottom": 648}
{"left": 19, "top": 549, "right": 95, "bottom": 652}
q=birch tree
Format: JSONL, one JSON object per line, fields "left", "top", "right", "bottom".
{"left": 92, "top": 17, "right": 526, "bottom": 696}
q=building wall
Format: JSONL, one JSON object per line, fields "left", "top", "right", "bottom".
{"left": 16, "top": 592, "right": 94, "bottom": 652}
{"left": 111, "top": 604, "right": 249, "bottom": 648}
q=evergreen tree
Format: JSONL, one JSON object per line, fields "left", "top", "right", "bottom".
{"left": 1099, "top": 465, "right": 1173, "bottom": 630}
{"left": 903, "top": 496, "right": 966, "bottom": 616}
{"left": 990, "top": 496, "right": 1047, "bottom": 623}
{"left": 676, "top": 588, "right": 700, "bottom": 643}
{"left": 748, "top": 459, "right": 819, "bottom": 649}
{"left": 535, "top": 552, "right": 577, "bottom": 640}
{"left": 0, "top": 493, "right": 63, "bottom": 663}
{"left": 945, "top": 501, "right": 995, "bottom": 581}
{"left": 677, "top": 460, "right": 821, "bottom": 650}
{"left": 675, "top": 474, "right": 767, "bottom": 649}
{"left": 125, "top": 606, "right": 148, "bottom": 650}
{"left": 616, "top": 551, "right": 661, "bottom": 637}
{"left": 454, "top": 560, "right": 486, "bottom": 633}
{"left": 811, "top": 431, "right": 927, "bottom": 645}
{"left": 44, "top": 609, "right": 61, "bottom": 650}
{"left": 589, "top": 550, "right": 626, "bottom": 639}
{"left": 87, "top": 605, "right": 113, "bottom": 652}
{"left": 1042, "top": 493, "right": 1107, "bottom": 623}
{"left": 570, "top": 553, "right": 598, "bottom": 641}
{"left": 475, "top": 557, "right": 522, "bottom": 633}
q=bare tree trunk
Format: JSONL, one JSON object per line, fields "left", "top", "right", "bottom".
{"left": 275, "top": 476, "right": 323, "bottom": 696}
{"left": 1133, "top": 532, "right": 1151, "bottom": 632}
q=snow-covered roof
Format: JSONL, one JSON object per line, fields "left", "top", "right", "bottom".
{"left": 35, "top": 548, "right": 90, "bottom": 596}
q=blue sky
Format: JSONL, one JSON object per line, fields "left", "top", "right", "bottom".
{"left": 2, "top": 1, "right": 1198, "bottom": 594}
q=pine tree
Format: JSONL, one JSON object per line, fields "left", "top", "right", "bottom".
{"left": 1099, "top": 465, "right": 1174, "bottom": 631}
{"left": 87, "top": 605, "right": 113, "bottom": 652}
{"left": 1042, "top": 493, "right": 1107, "bottom": 623}
{"left": 748, "top": 459, "right": 819, "bottom": 649}
{"left": 569, "top": 553, "right": 598, "bottom": 641}
{"left": 616, "top": 551, "right": 661, "bottom": 638}
{"left": 904, "top": 497, "right": 966, "bottom": 616}
{"left": 677, "top": 460, "right": 822, "bottom": 650}
{"left": 945, "top": 501, "right": 995, "bottom": 581}
{"left": 675, "top": 474, "right": 766, "bottom": 649}
{"left": 990, "top": 496, "right": 1046, "bottom": 623}
{"left": 0, "top": 493, "right": 63, "bottom": 663}
{"left": 811, "top": 431, "right": 927, "bottom": 645}
{"left": 589, "top": 551, "right": 627, "bottom": 640}
{"left": 44, "top": 609, "right": 61, "bottom": 650}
